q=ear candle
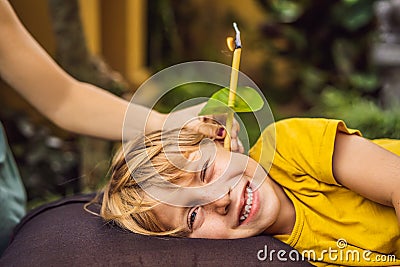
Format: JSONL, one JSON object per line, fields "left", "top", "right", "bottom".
{"left": 224, "top": 22, "right": 242, "bottom": 150}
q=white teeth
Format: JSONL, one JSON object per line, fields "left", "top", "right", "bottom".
{"left": 240, "top": 186, "right": 253, "bottom": 222}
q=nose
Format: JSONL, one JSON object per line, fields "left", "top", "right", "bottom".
{"left": 205, "top": 190, "right": 231, "bottom": 215}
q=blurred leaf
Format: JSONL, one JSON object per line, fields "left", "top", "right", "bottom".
{"left": 348, "top": 73, "right": 378, "bottom": 92}
{"left": 269, "top": 0, "right": 306, "bottom": 23}
{"left": 343, "top": 0, "right": 360, "bottom": 4}
{"left": 199, "top": 87, "right": 264, "bottom": 115}
{"left": 303, "top": 67, "right": 325, "bottom": 88}
{"left": 332, "top": 0, "right": 375, "bottom": 31}
{"left": 333, "top": 39, "right": 356, "bottom": 75}
{"left": 300, "top": 67, "right": 328, "bottom": 102}
{"left": 311, "top": 88, "right": 400, "bottom": 139}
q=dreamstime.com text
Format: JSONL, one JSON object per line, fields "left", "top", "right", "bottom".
{"left": 257, "top": 239, "right": 398, "bottom": 263}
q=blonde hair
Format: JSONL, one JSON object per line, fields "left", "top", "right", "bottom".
{"left": 99, "top": 128, "right": 207, "bottom": 237}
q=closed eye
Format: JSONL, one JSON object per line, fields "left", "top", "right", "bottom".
{"left": 187, "top": 207, "right": 199, "bottom": 230}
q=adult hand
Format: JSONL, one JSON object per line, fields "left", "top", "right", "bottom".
{"left": 160, "top": 103, "right": 244, "bottom": 153}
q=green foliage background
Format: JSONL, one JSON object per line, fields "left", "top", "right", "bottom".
{"left": 149, "top": 0, "right": 400, "bottom": 140}
{"left": 258, "top": 0, "right": 400, "bottom": 139}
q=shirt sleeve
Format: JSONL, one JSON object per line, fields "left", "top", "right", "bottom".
{"left": 249, "top": 118, "right": 361, "bottom": 185}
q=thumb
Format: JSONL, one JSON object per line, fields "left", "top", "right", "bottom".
{"left": 197, "top": 123, "right": 226, "bottom": 139}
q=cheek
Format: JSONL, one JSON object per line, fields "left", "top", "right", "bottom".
{"left": 192, "top": 216, "right": 230, "bottom": 239}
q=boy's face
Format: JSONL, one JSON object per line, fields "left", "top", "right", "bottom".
{"left": 151, "top": 143, "right": 281, "bottom": 239}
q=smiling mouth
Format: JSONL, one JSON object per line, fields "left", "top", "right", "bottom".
{"left": 239, "top": 184, "right": 253, "bottom": 223}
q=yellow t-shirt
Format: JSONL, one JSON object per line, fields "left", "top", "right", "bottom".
{"left": 249, "top": 118, "right": 400, "bottom": 266}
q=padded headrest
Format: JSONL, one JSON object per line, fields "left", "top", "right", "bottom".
{"left": 0, "top": 194, "right": 310, "bottom": 266}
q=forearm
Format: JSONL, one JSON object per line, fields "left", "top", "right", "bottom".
{"left": 51, "top": 81, "right": 127, "bottom": 139}
{"left": 52, "top": 81, "right": 165, "bottom": 140}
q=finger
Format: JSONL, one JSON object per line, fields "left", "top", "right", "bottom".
{"left": 200, "top": 116, "right": 215, "bottom": 124}
{"left": 212, "top": 114, "right": 227, "bottom": 125}
{"left": 197, "top": 123, "right": 226, "bottom": 139}
{"left": 238, "top": 139, "right": 245, "bottom": 154}
{"left": 229, "top": 136, "right": 245, "bottom": 153}
{"left": 231, "top": 119, "right": 240, "bottom": 139}
{"left": 231, "top": 138, "right": 238, "bottom": 152}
